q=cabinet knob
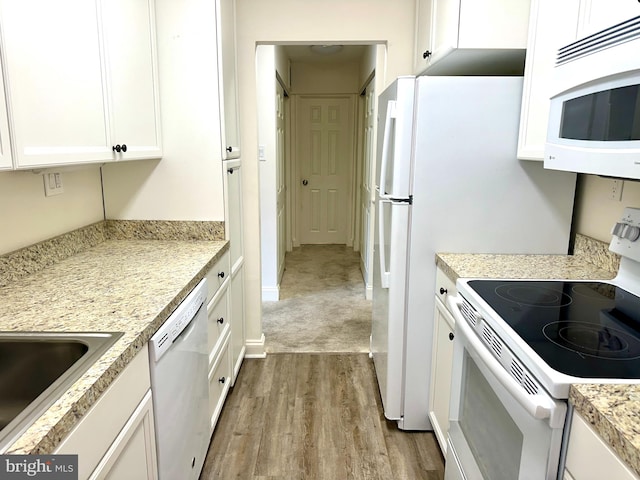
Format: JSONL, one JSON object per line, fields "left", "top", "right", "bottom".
{"left": 439, "top": 287, "right": 448, "bottom": 295}
{"left": 227, "top": 168, "right": 234, "bottom": 174}
{"left": 219, "top": 377, "right": 226, "bottom": 384}
{"left": 217, "top": 317, "right": 224, "bottom": 324}
{"left": 226, "top": 146, "right": 233, "bottom": 152}
{"left": 218, "top": 271, "right": 225, "bottom": 279}
{"left": 422, "top": 50, "right": 432, "bottom": 59}
{"left": 449, "top": 332, "right": 455, "bottom": 341}
{"left": 302, "top": 179, "right": 309, "bottom": 186}
{"left": 121, "top": 144, "right": 127, "bottom": 153}
{"left": 112, "top": 144, "right": 121, "bottom": 153}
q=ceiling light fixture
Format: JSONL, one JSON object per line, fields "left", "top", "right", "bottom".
{"left": 310, "top": 45, "right": 343, "bottom": 55}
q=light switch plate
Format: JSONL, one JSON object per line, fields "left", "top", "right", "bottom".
{"left": 43, "top": 172, "right": 64, "bottom": 196}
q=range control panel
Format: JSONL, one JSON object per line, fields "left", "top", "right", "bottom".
{"left": 610, "top": 207, "right": 640, "bottom": 261}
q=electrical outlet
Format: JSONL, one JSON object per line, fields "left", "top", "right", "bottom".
{"left": 43, "top": 172, "right": 64, "bottom": 197}
{"left": 611, "top": 179, "right": 624, "bottom": 201}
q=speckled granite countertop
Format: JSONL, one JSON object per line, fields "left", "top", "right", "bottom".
{"left": 0, "top": 223, "right": 227, "bottom": 455}
{"left": 436, "top": 242, "right": 640, "bottom": 477}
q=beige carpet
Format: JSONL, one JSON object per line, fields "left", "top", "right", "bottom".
{"left": 262, "top": 245, "right": 372, "bottom": 353}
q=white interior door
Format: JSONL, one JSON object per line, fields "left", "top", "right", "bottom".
{"left": 360, "top": 79, "right": 376, "bottom": 297}
{"left": 297, "top": 96, "right": 354, "bottom": 244}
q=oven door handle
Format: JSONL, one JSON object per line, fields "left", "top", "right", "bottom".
{"left": 447, "top": 295, "right": 565, "bottom": 428}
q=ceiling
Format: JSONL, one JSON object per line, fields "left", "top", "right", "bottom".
{"left": 282, "top": 45, "right": 368, "bottom": 64}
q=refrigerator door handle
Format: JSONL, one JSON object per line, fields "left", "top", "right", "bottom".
{"left": 378, "top": 198, "right": 391, "bottom": 289}
{"left": 378, "top": 100, "right": 397, "bottom": 200}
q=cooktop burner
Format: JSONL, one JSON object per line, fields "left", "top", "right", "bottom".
{"left": 467, "top": 280, "right": 640, "bottom": 379}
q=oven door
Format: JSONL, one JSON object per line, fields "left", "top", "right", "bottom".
{"left": 445, "top": 296, "right": 567, "bottom": 480}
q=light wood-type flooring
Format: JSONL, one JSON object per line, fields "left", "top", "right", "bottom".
{"left": 200, "top": 353, "right": 445, "bottom": 479}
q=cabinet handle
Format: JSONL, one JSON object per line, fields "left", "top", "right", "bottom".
{"left": 439, "top": 287, "right": 448, "bottom": 295}
{"left": 422, "top": 50, "right": 431, "bottom": 59}
{"left": 219, "top": 377, "right": 226, "bottom": 384}
{"left": 217, "top": 317, "right": 224, "bottom": 324}
{"left": 302, "top": 179, "right": 308, "bottom": 186}
{"left": 226, "top": 146, "right": 233, "bottom": 152}
{"left": 227, "top": 168, "right": 234, "bottom": 174}
{"left": 218, "top": 271, "right": 225, "bottom": 279}
{"left": 121, "top": 144, "right": 127, "bottom": 153}
{"left": 449, "top": 332, "right": 455, "bottom": 341}
{"left": 112, "top": 144, "right": 121, "bottom": 153}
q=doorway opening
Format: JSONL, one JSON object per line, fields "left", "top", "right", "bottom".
{"left": 256, "top": 43, "right": 383, "bottom": 353}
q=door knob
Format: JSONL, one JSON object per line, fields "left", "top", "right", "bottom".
{"left": 302, "top": 179, "right": 308, "bottom": 186}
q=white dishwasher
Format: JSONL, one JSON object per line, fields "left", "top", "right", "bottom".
{"left": 149, "top": 278, "right": 209, "bottom": 480}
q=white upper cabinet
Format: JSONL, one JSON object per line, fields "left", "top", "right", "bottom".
{"left": 414, "top": 0, "right": 434, "bottom": 75}
{"left": 517, "top": 0, "right": 580, "bottom": 160}
{"left": 0, "top": 0, "right": 161, "bottom": 169}
{"left": 0, "top": 0, "right": 111, "bottom": 169}
{"left": 102, "top": 0, "right": 162, "bottom": 161}
{"left": 216, "top": 0, "right": 241, "bottom": 159}
{"left": 415, "top": 0, "right": 532, "bottom": 75}
{"left": 0, "top": 61, "right": 12, "bottom": 171}
{"left": 577, "top": 0, "right": 640, "bottom": 38}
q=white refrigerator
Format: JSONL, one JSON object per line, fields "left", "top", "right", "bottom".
{"left": 371, "top": 76, "right": 577, "bottom": 431}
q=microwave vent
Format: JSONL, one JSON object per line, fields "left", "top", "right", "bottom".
{"left": 556, "top": 15, "right": 640, "bottom": 66}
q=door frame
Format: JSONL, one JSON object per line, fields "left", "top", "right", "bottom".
{"left": 290, "top": 93, "right": 358, "bottom": 247}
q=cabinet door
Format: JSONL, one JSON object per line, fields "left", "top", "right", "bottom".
{"left": 577, "top": 0, "right": 640, "bottom": 38}
{"left": 429, "top": 297, "right": 456, "bottom": 455}
{"left": 0, "top": 64, "right": 12, "bottom": 170}
{"left": 0, "top": 0, "right": 112, "bottom": 168}
{"left": 517, "top": 0, "right": 580, "bottom": 160}
{"left": 91, "top": 391, "right": 158, "bottom": 480}
{"left": 413, "top": 0, "right": 434, "bottom": 74}
{"left": 102, "top": 0, "right": 162, "bottom": 161}
{"left": 216, "top": 0, "right": 241, "bottom": 159}
{"left": 230, "top": 265, "right": 245, "bottom": 385}
{"left": 430, "top": 0, "right": 461, "bottom": 61}
{"left": 225, "top": 160, "right": 244, "bottom": 271}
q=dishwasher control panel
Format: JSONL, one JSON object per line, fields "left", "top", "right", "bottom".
{"left": 149, "top": 278, "right": 207, "bottom": 362}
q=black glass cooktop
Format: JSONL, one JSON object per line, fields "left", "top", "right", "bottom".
{"left": 467, "top": 280, "right": 640, "bottom": 379}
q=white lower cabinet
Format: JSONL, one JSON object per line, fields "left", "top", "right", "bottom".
{"left": 429, "top": 267, "right": 457, "bottom": 455}
{"left": 208, "top": 333, "right": 232, "bottom": 433}
{"left": 564, "top": 412, "right": 639, "bottom": 480}
{"left": 54, "top": 345, "right": 158, "bottom": 480}
{"left": 205, "top": 250, "right": 234, "bottom": 433}
{"left": 230, "top": 264, "right": 246, "bottom": 384}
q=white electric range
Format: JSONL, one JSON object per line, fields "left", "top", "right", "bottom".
{"left": 444, "top": 207, "right": 640, "bottom": 480}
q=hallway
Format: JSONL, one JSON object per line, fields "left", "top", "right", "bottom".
{"left": 262, "top": 245, "right": 371, "bottom": 353}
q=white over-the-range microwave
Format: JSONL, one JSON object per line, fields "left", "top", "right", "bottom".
{"left": 545, "top": 15, "right": 640, "bottom": 179}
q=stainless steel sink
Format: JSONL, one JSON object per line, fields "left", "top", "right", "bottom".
{"left": 0, "top": 332, "right": 123, "bottom": 452}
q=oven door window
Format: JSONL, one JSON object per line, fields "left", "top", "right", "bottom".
{"left": 448, "top": 340, "right": 565, "bottom": 480}
{"left": 460, "top": 351, "right": 523, "bottom": 479}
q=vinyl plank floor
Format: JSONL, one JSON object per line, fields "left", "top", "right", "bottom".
{"left": 200, "top": 354, "right": 445, "bottom": 480}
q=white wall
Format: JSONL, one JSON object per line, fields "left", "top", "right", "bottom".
{"left": 236, "top": 0, "right": 416, "bottom": 349}
{"left": 101, "top": 0, "right": 225, "bottom": 221}
{"left": 574, "top": 174, "right": 640, "bottom": 243}
{"left": 0, "top": 168, "right": 104, "bottom": 255}
{"left": 290, "top": 61, "right": 361, "bottom": 94}
{"left": 257, "top": 45, "right": 279, "bottom": 300}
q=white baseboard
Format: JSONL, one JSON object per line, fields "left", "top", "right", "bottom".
{"left": 365, "top": 283, "right": 373, "bottom": 300}
{"left": 244, "top": 334, "right": 266, "bottom": 358}
{"left": 261, "top": 285, "right": 280, "bottom": 302}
